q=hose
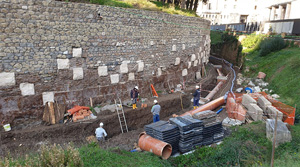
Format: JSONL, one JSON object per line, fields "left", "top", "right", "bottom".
{"left": 210, "top": 56, "right": 237, "bottom": 101}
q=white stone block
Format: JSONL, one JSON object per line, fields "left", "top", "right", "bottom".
{"left": 138, "top": 62, "right": 144, "bottom": 72}
{"left": 175, "top": 57, "right": 180, "bottom": 65}
{"left": 258, "top": 96, "right": 272, "bottom": 112}
{"left": 150, "top": 41, "right": 154, "bottom": 45}
{"left": 191, "top": 54, "right": 196, "bottom": 61}
{"left": 20, "top": 83, "right": 35, "bottom": 96}
{"left": 128, "top": 73, "right": 135, "bottom": 80}
{"left": 182, "top": 44, "right": 185, "bottom": 50}
{"left": 120, "top": 63, "right": 128, "bottom": 74}
{"left": 242, "top": 94, "right": 257, "bottom": 109}
{"left": 73, "top": 68, "right": 84, "bottom": 80}
{"left": 72, "top": 48, "right": 82, "bottom": 57}
{"left": 196, "top": 72, "right": 201, "bottom": 79}
{"left": 182, "top": 69, "right": 188, "bottom": 76}
{"left": 98, "top": 66, "right": 108, "bottom": 76}
{"left": 0, "top": 72, "right": 16, "bottom": 87}
{"left": 42, "top": 92, "right": 54, "bottom": 105}
{"left": 57, "top": 59, "right": 69, "bottom": 69}
{"left": 157, "top": 68, "right": 162, "bottom": 76}
{"left": 110, "top": 74, "right": 119, "bottom": 84}
{"left": 193, "top": 60, "right": 198, "bottom": 67}
{"left": 172, "top": 45, "right": 176, "bottom": 51}
{"left": 248, "top": 103, "right": 263, "bottom": 121}
{"left": 188, "top": 62, "right": 192, "bottom": 69}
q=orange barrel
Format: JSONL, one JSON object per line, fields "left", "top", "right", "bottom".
{"left": 138, "top": 132, "right": 172, "bottom": 159}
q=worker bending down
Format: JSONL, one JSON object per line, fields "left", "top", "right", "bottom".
{"left": 151, "top": 100, "right": 161, "bottom": 123}
{"left": 130, "top": 86, "right": 139, "bottom": 109}
{"left": 193, "top": 85, "right": 201, "bottom": 109}
{"left": 95, "top": 122, "right": 107, "bottom": 143}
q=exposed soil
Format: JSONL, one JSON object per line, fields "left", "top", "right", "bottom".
{"left": 0, "top": 60, "right": 236, "bottom": 158}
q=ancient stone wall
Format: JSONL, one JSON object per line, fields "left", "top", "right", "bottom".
{"left": 0, "top": 0, "right": 211, "bottom": 124}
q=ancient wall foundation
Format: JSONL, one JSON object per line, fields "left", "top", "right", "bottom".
{"left": 0, "top": 0, "right": 211, "bottom": 124}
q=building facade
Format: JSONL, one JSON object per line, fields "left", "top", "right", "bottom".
{"left": 197, "top": 0, "right": 267, "bottom": 25}
{"left": 266, "top": 0, "right": 300, "bottom": 21}
{"left": 264, "top": 0, "right": 300, "bottom": 34}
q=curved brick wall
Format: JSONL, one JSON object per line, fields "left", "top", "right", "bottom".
{"left": 0, "top": 0, "right": 211, "bottom": 124}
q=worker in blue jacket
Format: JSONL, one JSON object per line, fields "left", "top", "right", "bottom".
{"left": 130, "top": 86, "right": 139, "bottom": 109}
{"left": 193, "top": 85, "right": 201, "bottom": 109}
{"left": 151, "top": 100, "right": 161, "bottom": 123}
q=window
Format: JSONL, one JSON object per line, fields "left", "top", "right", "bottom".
{"left": 234, "top": 5, "right": 236, "bottom": 9}
{"left": 254, "top": 6, "right": 257, "bottom": 10}
{"left": 224, "top": 5, "right": 227, "bottom": 9}
{"left": 208, "top": 3, "right": 212, "bottom": 10}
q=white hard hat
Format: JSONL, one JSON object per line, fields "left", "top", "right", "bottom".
{"left": 100, "top": 122, "right": 104, "bottom": 127}
{"left": 196, "top": 85, "right": 200, "bottom": 89}
{"left": 154, "top": 100, "right": 158, "bottom": 104}
{"left": 135, "top": 86, "right": 138, "bottom": 90}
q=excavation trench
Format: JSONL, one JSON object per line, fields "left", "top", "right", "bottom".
{"left": 0, "top": 60, "right": 232, "bottom": 157}
{"left": 0, "top": 93, "right": 192, "bottom": 157}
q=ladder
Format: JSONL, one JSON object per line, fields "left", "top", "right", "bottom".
{"left": 114, "top": 98, "right": 128, "bottom": 133}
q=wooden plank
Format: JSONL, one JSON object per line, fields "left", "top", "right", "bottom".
{"left": 54, "top": 103, "right": 66, "bottom": 124}
{"left": 48, "top": 102, "right": 56, "bottom": 125}
{"left": 42, "top": 102, "right": 50, "bottom": 124}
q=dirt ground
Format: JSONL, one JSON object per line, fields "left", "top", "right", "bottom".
{"left": 0, "top": 61, "right": 237, "bottom": 157}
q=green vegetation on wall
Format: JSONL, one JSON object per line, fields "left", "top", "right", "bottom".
{"left": 61, "top": 0, "right": 198, "bottom": 17}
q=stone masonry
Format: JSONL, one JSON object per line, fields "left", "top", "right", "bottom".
{"left": 0, "top": 0, "right": 211, "bottom": 124}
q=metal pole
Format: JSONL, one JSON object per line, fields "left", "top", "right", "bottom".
{"left": 271, "top": 112, "right": 278, "bottom": 167}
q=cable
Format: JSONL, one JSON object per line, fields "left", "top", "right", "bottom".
{"left": 210, "top": 56, "right": 237, "bottom": 101}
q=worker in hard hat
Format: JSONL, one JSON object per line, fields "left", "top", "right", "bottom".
{"left": 95, "top": 122, "right": 107, "bottom": 143}
{"left": 130, "top": 86, "right": 139, "bottom": 109}
{"left": 193, "top": 85, "right": 201, "bottom": 109}
{"left": 151, "top": 100, "right": 161, "bottom": 123}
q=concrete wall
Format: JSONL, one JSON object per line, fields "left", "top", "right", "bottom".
{"left": 0, "top": 0, "right": 211, "bottom": 124}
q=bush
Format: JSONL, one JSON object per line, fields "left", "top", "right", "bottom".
{"left": 40, "top": 144, "right": 83, "bottom": 167}
{"left": 241, "top": 33, "right": 266, "bottom": 52}
{"left": 0, "top": 144, "right": 83, "bottom": 167}
{"left": 258, "top": 38, "right": 287, "bottom": 57}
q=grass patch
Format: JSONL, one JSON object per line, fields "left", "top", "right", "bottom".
{"left": 210, "top": 31, "right": 223, "bottom": 45}
{"left": 241, "top": 33, "right": 267, "bottom": 53}
{"left": 79, "top": 142, "right": 172, "bottom": 167}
